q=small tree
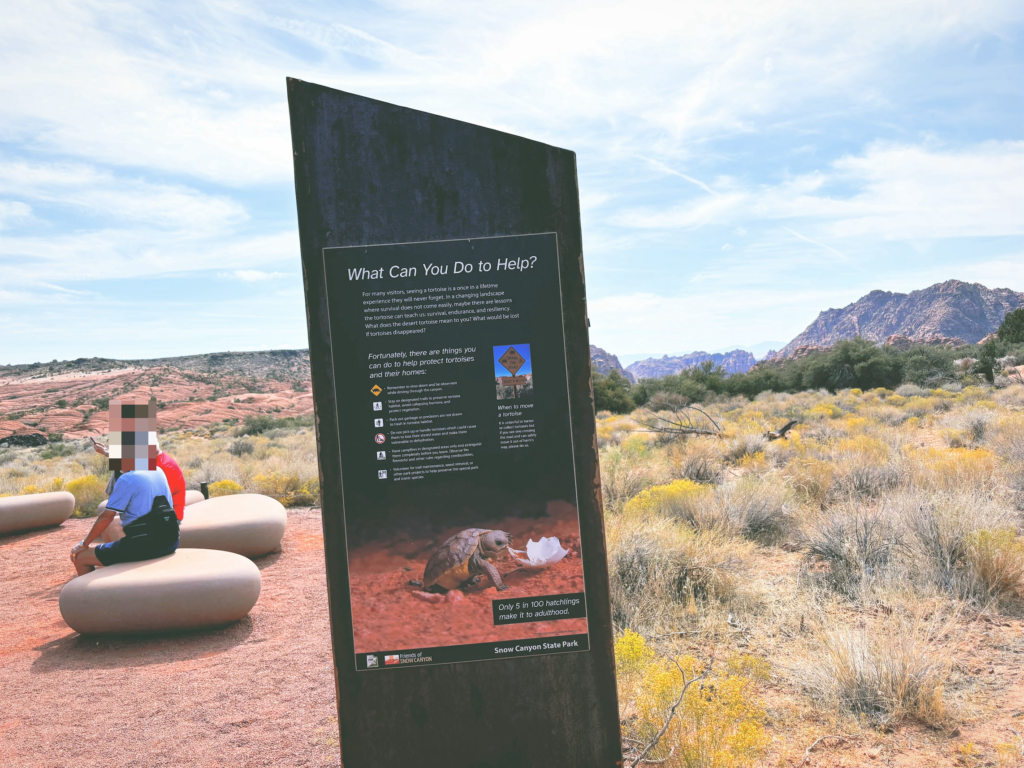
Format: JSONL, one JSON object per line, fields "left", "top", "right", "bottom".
{"left": 998, "top": 307, "right": 1024, "bottom": 344}
{"left": 593, "top": 370, "right": 635, "bottom": 414}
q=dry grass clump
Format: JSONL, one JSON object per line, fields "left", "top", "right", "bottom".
{"left": 964, "top": 529, "right": 1024, "bottom": 602}
{"left": 616, "top": 630, "right": 769, "bottom": 767}
{"left": 669, "top": 437, "right": 724, "bottom": 484}
{"left": 606, "top": 510, "right": 752, "bottom": 634}
{"left": 601, "top": 434, "right": 669, "bottom": 512}
{"left": 796, "top": 616, "right": 950, "bottom": 729}
{"left": 802, "top": 508, "right": 904, "bottom": 597}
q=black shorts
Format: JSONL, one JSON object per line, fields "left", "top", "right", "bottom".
{"left": 94, "top": 531, "right": 179, "bottom": 566}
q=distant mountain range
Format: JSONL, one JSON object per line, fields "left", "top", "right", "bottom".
{"left": 627, "top": 350, "right": 758, "bottom": 380}
{"left": 768, "top": 280, "right": 1023, "bottom": 359}
{"left": 590, "top": 279, "right": 1022, "bottom": 380}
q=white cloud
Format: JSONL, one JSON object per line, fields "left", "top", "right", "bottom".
{"left": 227, "top": 269, "right": 289, "bottom": 282}
{"left": 0, "top": 159, "right": 247, "bottom": 232}
{"left": 0, "top": 200, "right": 32, "bottom": 229}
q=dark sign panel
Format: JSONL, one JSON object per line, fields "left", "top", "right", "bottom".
{"left": 324, "top": 234, "right": 591, "bottom": 669}
{"left": 288, "top": 77, "right": 621, "bottom": 767}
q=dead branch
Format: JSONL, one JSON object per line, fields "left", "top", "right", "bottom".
{"left": 802, "top": 735, "right": 847, "bottom": 765}
{"left": 626, "top": 657, "right": 713, "bottom": 768}
{"left": 636, "top": 404, "right": 723, "bottom": 439}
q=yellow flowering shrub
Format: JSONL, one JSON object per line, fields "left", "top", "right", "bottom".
{"left": 66, "top": 474, "right": 106, "bottom": 514}
{"left": 807, "top": 403, "right": 843, "bottom": 420}
{"left": 252, "top": 471, "right": 320, "bottom": 507}
{"left": 623, "top": 479, "right": 710, "bottom": 519}
{"left": 616, "top": 631, "right": 769, "bottom": 767}
{"left": 208, "top": 479, "right": 243, "bottom": 497}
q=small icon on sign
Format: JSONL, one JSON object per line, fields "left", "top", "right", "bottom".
{"left": 372, "top": 401, "right": 383, "bottom": 411}
{"left": 371, "top": 385, "right": 382, "bottom": 396}
{"left": 385, "top": 654, "right": 400, "bottom": 666}
{"left": 374, "top": 417, "right": 384, "bottom": 428}
{"left": 378, "top": 469, "right": 388, "bottom": 479}
{"left": 376, "top": 450, "right": 386, "bottom": 460}
{"left": 375, "top": 433, "right": 386, "bottom": 444}
{"left": 366, "top": 654, "right": 378, "bottom": 668}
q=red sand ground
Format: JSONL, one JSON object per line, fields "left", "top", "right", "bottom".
{"left": 347, "top": 504, "right": 589, "bottom": 653}
{"left": 0, "top": 510, "right": 340, "bottom": 768}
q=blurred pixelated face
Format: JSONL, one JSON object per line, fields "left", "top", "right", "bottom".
{"left": 108, "top": 398, "right": 159, "bottom": 471}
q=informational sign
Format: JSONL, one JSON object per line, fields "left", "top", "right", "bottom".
{"left": 324, "top": 233, "right": 590, "bottom": 669}
{"left": 288, "top": 77, "right": 621, "bottom": 767}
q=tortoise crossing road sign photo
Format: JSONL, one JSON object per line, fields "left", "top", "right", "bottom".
{"left": 498, "top": 346, "right": 526, "bottom": 375}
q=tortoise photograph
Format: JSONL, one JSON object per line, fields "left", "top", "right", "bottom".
{"left": 345, "top": 500, "right": 588, "bottom": 657}
{"left": 421, "top": 528, "right": 514, "bottom": 593}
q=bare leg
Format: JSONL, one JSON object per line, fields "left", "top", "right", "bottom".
{"left": 100, "top": 515, "right": 124, "bottom": 544}
{"left": 73, "top": 547, "right": 102, "bottom": 577}
{"left": 481, "top": 560, "right": 507, "bottom": 591}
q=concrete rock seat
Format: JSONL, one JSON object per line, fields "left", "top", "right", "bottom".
{"left": 179, "top": 494, "right": 287, "bottom": 558}
{"left": 60, "top": 548, "right": 261, "bottom": 635}
{"left": 0, "top": 491, "right": 75, "bottom": 536}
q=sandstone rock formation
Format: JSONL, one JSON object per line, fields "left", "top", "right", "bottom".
{"left": 0, "top": 350, "right": 314, "bottom": 441}
{"left": 589, "top": 345, "right": 635, "bottom": 383}
{"left": 774, "top": 280, "right": 1023, "bottom": 359}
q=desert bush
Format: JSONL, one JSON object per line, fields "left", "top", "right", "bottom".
{"left": 669, "top": 438, "right": 723, "bottom": 484}
{"left": 671, "top": 476, "right": 794, "bottom": 544}
{"left": 724, "top": 433, "right": 766, "bottom": 463}
{"left": 228, "top": 439, "right": 255, "bottom": 457}
{"left": 833, "top": 462, "right": 902, "bottom": 499}
{"left": 965, "top": 529, "right": 1024, "bottom": 602}
{"left": 40, "top": 442, "right": 76, "bottom": 460}
{"left": 66, "top": 474, "right": 106, "bottom": 515}
{"left": 606, "top": 511, "right": 750, "bottom": 632}
{"left": 803, "top": 509, "right": 903, "bottom": 596}
{"left": 797, "top": 619, "right": 948, "bottom": 728}
{"left": 894, "top": 490, "right": 1019, "bottom": 597}
{"left": 896, "top": 383, "right": 928, "bottom": 397}
{"left": 624, "top": 479, "right": 710, "bottom": 521}
{"left": 601, "top": 435, "right": 666, "bottom": 512}
{"left": 208, "top": 479, "right": 243, "bottom": 497}
{"left": 785, "top": 457, "right": 835, "bottom": 507}
{"left": 616, "top": 630, "right": 768, "bottom": 767}
{"left": 252, "top": 471, "right": 319, "bottom": 507}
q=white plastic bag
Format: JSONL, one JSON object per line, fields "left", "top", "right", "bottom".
{"left": 509, "top": 536, "right": 569, "bottom": 568}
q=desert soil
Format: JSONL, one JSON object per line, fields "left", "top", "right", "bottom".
{"left": 0, "top": 509, "right": 340, "bottom": 768}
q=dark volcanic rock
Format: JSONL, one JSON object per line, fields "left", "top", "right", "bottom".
{"left": 776, "top": 280, "right": 1024, "bottom": 359}
{"left": 0, "top": 433, "right": 47, "bottom": 448}
{"left": 627, "top": 350, "right": 757, "bottom": 380}
{"left": 590, "top": 345, "right": 635, "bottom": 383}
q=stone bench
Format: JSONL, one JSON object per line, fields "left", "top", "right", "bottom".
{"left": 0, "top": 491, "right": 75, "bottom": 536}
{"left": 59, "top": 548, "right": 261, "bottom": 634}
{"left": 178, "top": 494, "right": 287, "bottom": 558}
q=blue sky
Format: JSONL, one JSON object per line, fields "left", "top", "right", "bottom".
{"left": 1, "top": 1, "right": 1023, "bottom": 364}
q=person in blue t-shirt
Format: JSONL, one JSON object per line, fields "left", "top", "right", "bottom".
{"left": 70, "top": 469, "right": 179, "bottom": 576}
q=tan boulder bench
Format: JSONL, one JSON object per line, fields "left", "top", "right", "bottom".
{"left": 59, "top": 548, "right": 261, "bottom": 634}
{"left": 178, "top": 494, "right": 287, "bottom": 558}
{"left": 97, "top": 488, "right": 205, "bottom": 517}
{"left": 0, "top": 491, "right": 75, "bottom": 536}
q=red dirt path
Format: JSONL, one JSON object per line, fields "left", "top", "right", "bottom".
{"left": 0, "top": 510, "right": 340, "bottom": 768}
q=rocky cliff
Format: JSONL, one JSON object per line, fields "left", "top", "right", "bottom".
{"left": 772, "top": 280, "right": 1024, "bottom": 359}
{"left": 589, "top": 345, "right": 635, "bottom": 383}
{"left": 627, "top": 350, "right": 757, "bottom": 380}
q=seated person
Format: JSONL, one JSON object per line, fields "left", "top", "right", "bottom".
{"left": 71, "top": 469, "right": 179, "bottom": 575}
